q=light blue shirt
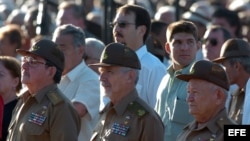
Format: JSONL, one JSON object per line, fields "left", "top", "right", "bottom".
{"left": 242, "top": 78, "right": 250, "bottom": 124}
{"left": 155, "top": 62, "right": 195, "bottom": 141}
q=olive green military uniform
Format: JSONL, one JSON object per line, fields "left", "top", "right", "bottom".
{"left": 7, "top": 84, "right": 81, "bottom": 141}
{"left": 90, "top": 89, "right": 164, "bottom": 141}
{"left": 176, "top": 108, "right": 236, "bottom": 141}
{"left": 228, "top": 88, "right": 244, "bottom": 124}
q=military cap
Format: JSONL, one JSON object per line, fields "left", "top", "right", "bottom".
{"left": 177, "top": 60, "right": 230, "bottom": 90}
{"left": 213, "top": 38, "right": 250, "bottom": 63}
{"left": 16, "top": 39, "right": 65, "bottom": 71}
{"left": 89, "top": 42, "right": 141, "bottom": 69}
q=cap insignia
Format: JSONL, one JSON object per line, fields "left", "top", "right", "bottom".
{"left": 102, "top": 53, "right": 108, "bottom": 60}
{"left": 212, "top": 65, "right": 223, "bottom": 73}
{"left": 190, "top": 68, "right": 195, "bottom": 74}
{"left": 32, "top": 45, "right": 40, "bottom": 51}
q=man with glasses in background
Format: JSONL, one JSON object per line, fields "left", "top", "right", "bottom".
{"left": 201, "top": 25, "right": 232, "bottom": 61}
{"left": 201, "top": 25, "right": 235, "bottom": 111}
{"left": 213, "top": 38, "right": 250, "bottom": 124}
{"left": 102, "top": 4, "right": 166, "bottom": 110}
{"left": 7, "top": 39, "right": 81, "bottom": 141}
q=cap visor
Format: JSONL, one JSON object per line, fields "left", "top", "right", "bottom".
{"left": 212, "top": 57, "right": 226, "bottom": 63}
{"left": 88, "top": 62, "right": 113, "bottom": 67}
{"left": 176, "top": 74, "right": 202, "bottom": 82}
{"left": 16, "top": 49, "right": 32, "bottom": 56}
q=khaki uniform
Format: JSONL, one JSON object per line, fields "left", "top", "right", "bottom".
{"left": 176, "top": 108, "right": 236, "bottom": 141}
{"left": 228, "top": 88, "right": 244, "bottom": 124}
{"left": 7, "top": 84, "right": 81, "bottom": 141}
{"left": 90, "top": 89, "right": 164, "bottom": 141}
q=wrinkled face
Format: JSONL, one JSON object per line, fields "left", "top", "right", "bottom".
{"left": 221, "top": 60, "right": 237, "bottom": 85}
{"left": 166, "top": 33, "right": 198, "bottom": 70}
{"left": 202, "top": 30, "right": 225, "bottom": 61}
{"left": 186, "top": 79, "right": 218, "bottom": 117}
{"left": 99, "top": 66, "right": 130, "bottom": 99}
{"left": 53, "top": 34, "right": 83, "bottom": 75}
{"left": 0, "top": 62, "right": 19, "bottom": 95}
{"left": 112, "top": 11, "right": 141, "bottom": 49}
{"left": 21, "top": 55, "right": 50, "bottom": 86}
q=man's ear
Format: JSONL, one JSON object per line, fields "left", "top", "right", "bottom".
{"left": 196, "top": 40, "right": 201, "bottom": 50}
{"left": 234, "top": 61, "right": 242, "bottom": 71}
{"left": 165, "top": 42, "right": 171, "bottom": 54}
{"left": 78, "top": 46, "right": 84, "bottom": 56}
{"left": 48, "top": 66, "right": 57, "bottom": 78}
{"left": 215, "top": 88, "right": 226, "bottom": 105}
{"left": 126, "top": 70, "right": 137, "bottom": 84}
{"left": 138, "top": 25, "right": 146, "bottom": 37}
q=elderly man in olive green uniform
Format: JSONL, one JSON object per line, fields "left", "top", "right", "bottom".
{"left": 213, "top": 38, "right": 250, "bottom": 124}
{"left": 176, "top": 60, "right": 236, "bottom": 141}
{"left": 7, "top": 39, "right": 81, "bottom": 141}
{"left": 89, "top": 42, "right": 164, "bottom": 141}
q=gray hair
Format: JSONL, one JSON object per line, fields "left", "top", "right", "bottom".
{"left": 227, "top": 56, "right": 250, "bottom": 74}
{"left": 120, "top": 67, "right": 140, "bottom": 84}
{"left": 52, "top": 24, "right": 86, "bottom": 47}
{"left": 85, "top": 38, "right": 105, "bottom": 59}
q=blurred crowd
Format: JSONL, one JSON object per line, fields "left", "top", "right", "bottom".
{"left": 0, "top": 0, "right": 250, "bottom": 65}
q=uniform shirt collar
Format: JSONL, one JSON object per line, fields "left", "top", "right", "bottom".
{"left": 184, "top": 108, "right": 228, "bottom": 134}
{"left": 102, "top": 89, "right": 139, "bottom": 116}
{"left": 34, "top": 84, "right": 58, "bottom": 103}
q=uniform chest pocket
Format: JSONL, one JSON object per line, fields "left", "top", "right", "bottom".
{"left": 24, "top": 112, "right": 47, "bottom": 135}
{"left": 24, "top": 122, "right": 44, "bottom": 135}
{"left": 24, "top": 121, "right": 45, "bottom": 135}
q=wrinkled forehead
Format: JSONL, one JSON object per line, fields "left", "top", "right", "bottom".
{"left": 187, "top": 79, "right": 214, "bottom": 89}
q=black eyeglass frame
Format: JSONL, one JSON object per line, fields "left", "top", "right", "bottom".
{"left": 110, "top": 21, "right": 136, "bottom": 28}
{"left": 202, "top": 38, "right": 218, "bottom": 46}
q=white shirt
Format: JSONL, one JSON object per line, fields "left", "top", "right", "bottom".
{"left": 135, "top": 45, "right": 166, "bottom": 108}
{"left": 58, "top": 61, "right": 100, "bottom": 141}
{"left": 242, "top": 78, "right": 250, "bottom": 124}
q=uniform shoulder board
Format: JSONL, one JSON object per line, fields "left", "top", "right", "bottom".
{"left": 47, "top": 91, "right": 63, "bottom": 105}
{"left": 127, "top": 101, "right": 149, "bottom": 117}
{"left": 217, "top": 117, "right": 235, "bottom": 130}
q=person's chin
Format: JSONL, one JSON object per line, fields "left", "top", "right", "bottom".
{"left": 21, "top": 76, "right": 30, "bottom": 84}
{"left": 103, "top": 90, "right": 111, "bottom": 97}
{"left": 114, "top": 37, "right": 124, "bottom": 43}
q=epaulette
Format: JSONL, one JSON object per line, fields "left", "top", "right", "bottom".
{"left": 47, "top": 91, "right": 63, "bottom": 105}
{"left": 217, "top": 117, "right": 236, "bottom": 130}
{"left": 127, "top": 101, "right": 148, "bottom": 117}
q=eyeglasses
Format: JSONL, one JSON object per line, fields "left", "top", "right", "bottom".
{"left": 110, "top": 21, "right": 135, "bottom": 28}
{"left": 202, "top": 38, "right": 218, "bottom": 46}
{"left": 22, "top": 56, "right": 47, "bottom": 68}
